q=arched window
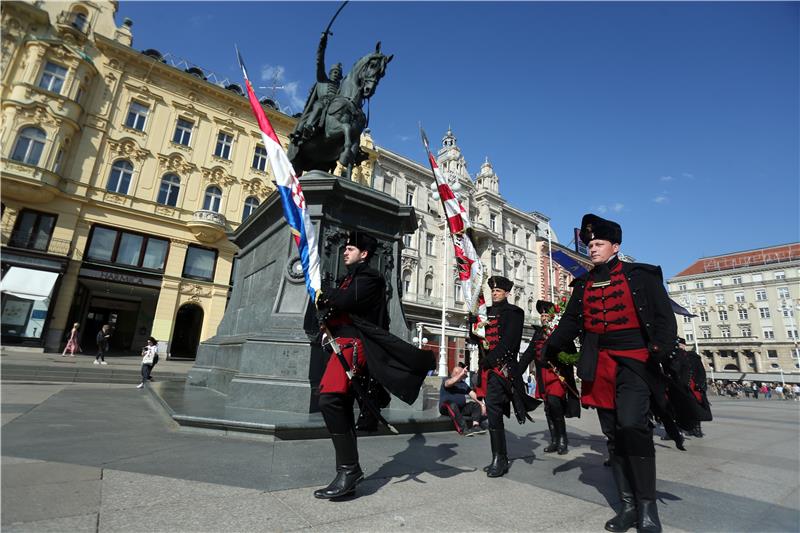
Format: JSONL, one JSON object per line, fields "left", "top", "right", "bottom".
{"left": 72, "top": 11, "right": 88, "bottom": 31}
{"left": 203, "top": 186, "right": 222, "bottom": 212}
{"left": 402, "top": 269, "right": 412, "bottom": 293}
{"left": 242, "top": 196, "right": 260, "bottom": 221}
{"left": 157, "top": 174, "right": 180, "bottom": 206}
{"left": 107, "top": 160, "right": 133, "bottom": 194}
{"left": 424, "top": 275, "right": 433, "bottom": 298}
{"left": 10, "top": 127, "right": 46, "bottom": 166}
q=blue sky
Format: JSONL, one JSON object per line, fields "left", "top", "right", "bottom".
{"left": 117, "top": 1, "right": 799, "bottom": 278}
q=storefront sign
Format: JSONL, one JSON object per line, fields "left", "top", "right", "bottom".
{"left": 79, "top": 267, "right": 162, "bottom": 288}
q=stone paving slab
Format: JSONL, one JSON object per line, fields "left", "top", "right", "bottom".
{"left": 3, "top": 513, "right": 99, "bottom": 533}
{"left": 1, "top": 382, "right": 798, "bottom": 532}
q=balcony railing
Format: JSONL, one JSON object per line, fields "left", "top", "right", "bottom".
{"left": 1, "top": 227, "right": 72, "bottom": 257}
{"left": 56, "top": 11, "right": 90, "bottom": 36}
{"left": 192, "top": 210, "right": 227, "bottom": 227}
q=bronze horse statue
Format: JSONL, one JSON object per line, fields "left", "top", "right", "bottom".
{"left": 288, "top": 42, "right": 392, "bottom": 177}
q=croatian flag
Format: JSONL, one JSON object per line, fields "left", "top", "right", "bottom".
{"left": 420, "top": 127, "right": 486, "bottom": 316}
{"left": 237, "top": 48, "right": 321, "bottom": 301}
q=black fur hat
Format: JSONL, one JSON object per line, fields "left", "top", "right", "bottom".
{"left": 536, "top": 300, "right": 555, "bottom": 315}
{"left": 346, "top": 231, "right": 378, "bottom": 258}
{"left": 488, "top": 276, "right": 514, "bottom": 292}
{"left": 579, "top": 213, "right": 622, "bottom": 245}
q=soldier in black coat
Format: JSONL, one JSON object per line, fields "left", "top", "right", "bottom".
{"left": 313, "top": 231, "right": 435, "bottom": 500}
{"left": 472, "top": 276, "right": 539, "bottom": 478}
{"left": 544, "top": 214, "right": 679, "bottom": 533}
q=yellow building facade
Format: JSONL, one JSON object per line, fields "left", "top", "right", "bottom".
{"left": 0, "top": 0, "right": 355, "bottom": 356}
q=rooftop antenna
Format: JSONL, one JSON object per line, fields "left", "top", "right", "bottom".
{"left": 258, "top": 70, "right": 287, "bottom": 111}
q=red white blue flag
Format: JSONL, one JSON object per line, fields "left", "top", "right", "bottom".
{"left": 420, "top": 127, "right": 485, "bottom": 316}
{"left": 237, "top": 48, "right": 321, "bottom": 301}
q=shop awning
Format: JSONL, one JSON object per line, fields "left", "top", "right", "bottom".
{"left": 0, "top": 267, "right": 59, "bottom": 301}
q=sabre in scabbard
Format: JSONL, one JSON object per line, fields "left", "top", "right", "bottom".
{"left": 319, "top": 320, "right": 399, "bottom": 435}
{"left": 547, "top": 361, "right": 580, "bottom": 398}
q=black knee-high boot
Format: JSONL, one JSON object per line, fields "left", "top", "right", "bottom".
{"left": 604, "top": 454, "right": 638, "bottom": 532}
{"left": 555, "top": 416, "right": 569, "bottom": 455}
{"left": 314, "top": 430, "right": 364, "bottom": 499}
{"left": 486, "top": 429, "right": 510, "bottom": 478}
{"left": 543, "top": 414, "right": 558, "bottom": 453}
{"left": 628, "top": 456, "right": 661, "bottom": 533}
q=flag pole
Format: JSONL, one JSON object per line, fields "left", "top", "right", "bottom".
{"left": 439, "top": 221, "right": 449, "bottom": 377}
{"left": 548, "top": 222, "right": 554, "bottom": 301}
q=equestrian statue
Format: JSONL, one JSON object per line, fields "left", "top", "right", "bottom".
{"left": 288, "top": 29, "right": 392, "bottom": 178}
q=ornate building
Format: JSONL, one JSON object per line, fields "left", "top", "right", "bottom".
{"left": 667, "top": 243, "right": 800, "bottom": 377}
{"left": 373, "top": 129, "right": 572, "bottom": 369}
{"left": 0, "top": 1, "right": 314, "bottom": 356}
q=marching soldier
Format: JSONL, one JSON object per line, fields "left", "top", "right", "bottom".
{"left": 472, "top": 276, "right": 539, "bottom": 478}
{"left": 667, "top": 337, "right": 712, "bottom": 437}
{"left": 544, "top": 214, "right": 679, "bottom": 533}
{"left": 520, "top": 300, "right": 579, "bottom": 455}
{"left": 314, "top": 231, "right": 435, "bottom": 499}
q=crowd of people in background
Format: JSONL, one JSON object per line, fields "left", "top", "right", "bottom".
{"left": 710, "top": 380, "right": 800, "bottom": 401}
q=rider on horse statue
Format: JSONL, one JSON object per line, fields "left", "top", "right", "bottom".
{"left": 291, "top": 32, "right": 342, "bottom": 144}
{"left": 287, "top": 30, "right": 392, "bottom": 177}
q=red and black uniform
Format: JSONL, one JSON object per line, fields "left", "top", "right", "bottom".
{"left": 666, "top": 344, "right": 712, "bottom": 436}
{"left": 471, "top": 287, "right": 540, "bottom": 478}
{"left": 315, "top": 260, "right": 435, "bottom": 499}
{"left": 520, "top": 324, "right": 578, "bottom": 453}
{"left": 544, "top": 214, "right": 683, "bottom": 533}
{"left": 545, "top": 254, "right": 678, "bottom": 532}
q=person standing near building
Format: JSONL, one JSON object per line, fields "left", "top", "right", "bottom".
{"left": 137, "top": 337, "right": 158, "bottom": 389}
{"left": 472, "top": 276, "right": 539, "bottom": 478}
{"left": 313, "top": 231, "right": 435, "bottom": 500}
{"left": 61, "top": 322, "right": 81, "bottom": 357}
{"left": 94, "top": 324, "right": 111, "bottom": 365}
{"left": 544, "top": 214, "right": 679, "bottom": 533}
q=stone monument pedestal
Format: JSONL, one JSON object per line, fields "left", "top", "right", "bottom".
{"left": 186, "top": 171, "right": 424, "bottom": 418}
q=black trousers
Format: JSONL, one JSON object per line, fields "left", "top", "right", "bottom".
{"left": 486, "top": 372, "right": 510, "bottom": 431}
{"left": 596, "top": 362, "right": 654, "bottom": 458}
{"left": 545, "top": 394, "right": 566, "bottom": 421}
{"left": 141, "top": 363, "right": 153, "bottom": 382}
{"left": 319, "top": 392, "right": 356, "bottom": 434}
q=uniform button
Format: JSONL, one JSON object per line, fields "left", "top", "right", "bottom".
{"left": 646, "top": 323, "right": 651, "bottom": 327}
{"left": 604, "top": 322, "right": 608, "bottom": 326}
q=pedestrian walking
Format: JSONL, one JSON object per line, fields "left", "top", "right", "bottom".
{"left": 61, "top": 322, "right": 81, "bottom": 357}
{"left": 137, "top": 337, "right": 158, "bottom": 389}
{"left": 94, "top": 324, "right": 111, "bottom": 365}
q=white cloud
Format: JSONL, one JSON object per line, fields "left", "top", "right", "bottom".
{"left": 397, "top": 135, "right": 411, "bottom": 142}
{"left": 653, "top": 196, "right": 668, "bottom": 204}
{"left": 659, "top": 175, "right": 673, "bottom": 182}
{"left": 592, "top": 203, "right": 623, "bottom": 214}
{"left": 682, "top": 172, "right": 695, "bottom": 179}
